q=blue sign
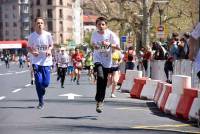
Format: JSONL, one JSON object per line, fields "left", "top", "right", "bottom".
{"left": 121, "top": 36, "right": 127, "bottom": 43}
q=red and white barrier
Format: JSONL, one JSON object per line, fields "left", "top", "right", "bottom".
{"left": 130, "top": 77, "right": 150, "bottom": 98}
{"left": 176, "top": 88, "right": 198, "bottom": 120}
{"left": 164, "top": 93, "right": 181, "bottom": 115}
{"left": 153, "top": 81, "right": 166, "bottom": 104}
{"left": 140, "top": 79, "right": 160, "bottom": 100}
{"left": 157, "top": 83, "right": 171, "bottom": 109}
{"left": 117, "top": 73, "right": 125, "bottom": 85}
{"left": 172, "top": 75, "right": 191, "bottom": 95}
{"left": 164, "top": 75, "right": 192, "bottom": 115}
{"left": 189, "top": 97, "right": 200, "bottom": 121}
{"left": 159, "top": 84, "right": 172, "bottom": 112}
{"left": 121, "top": 70, "right": 142, "bottom": 93}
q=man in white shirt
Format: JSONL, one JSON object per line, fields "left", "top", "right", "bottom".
{"left": 91, "top": 17, "right": 120, "bottom": 113}
{"left": 189, "top": 22, "right": 200, "bottom": 80}
{"left": 27, "top": 17, "right": 53, "bottom": 109}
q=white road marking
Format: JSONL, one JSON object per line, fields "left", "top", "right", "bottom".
{"left": 59, "top": 93, "right": 82, "bottom": 100}
{"left": 12, "top": 88, "right": 22, "bottom": 93}
{"left": 0, "top": 73, "right": 12, "bottom": 76}
{"left": 25, "top": 84, "right": 31, "bottom": 87}
{"left": 0, "top": 96, "right": 6, "bottom": 100}
{"left": 15, "top": 70, "right": 29, "bottom": 74}
{"left": 5, "top": 73, "right": 12, "bottom": 75}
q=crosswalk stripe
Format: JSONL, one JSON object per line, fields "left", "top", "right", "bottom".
{"left": 12, "top": 88, "right": 22, "bottom": 93}
{"left": 0, "top": 96, "right": 6, "bottom": 100}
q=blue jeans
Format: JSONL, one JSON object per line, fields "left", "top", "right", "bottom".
{"left": 32, "top": 64, "right": 51, "bottom": 105}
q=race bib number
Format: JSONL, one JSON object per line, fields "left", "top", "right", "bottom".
{"left": 99, "top": 46, "right": 108, "bottom": 53}
{"left": 37, "top": 45, "right": 48, "bottom": 52}
{"left": 76, "top": 62, "right": 82, "bottom": 68}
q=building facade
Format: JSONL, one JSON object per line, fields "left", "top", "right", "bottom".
{"left": 0, "top": 0, "right": 83, "bottom": 48}
{"left": 31, "top": 0, "right": 83, "bottom": 46}
{"left": 0, "top": 0, "right": 31, "bottom": 40}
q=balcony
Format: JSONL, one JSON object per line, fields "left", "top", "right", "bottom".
{"left": 22, "top": 17, "right": 30, "bottom": 22}
{"left": 20, "top": 0, "right": 29, "bottom": 4}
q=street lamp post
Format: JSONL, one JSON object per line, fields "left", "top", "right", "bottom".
{"left": 154, "top": 0, "right": 169, "bottom": 41}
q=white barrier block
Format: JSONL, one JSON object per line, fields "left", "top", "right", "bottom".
{"left": 189, "top": 98, "right": 200, "bottom": 120}
{"left": 172, "top": 75, "right": 191, "bottom": 95}
{"left": 121, "top": 70, "right": 142, "bottom": 93}
{"left": 164, "top": 93, "right": 180, "bottom": 115}
{"left": 140, "top": 80, "right": 160, "bottom": 100}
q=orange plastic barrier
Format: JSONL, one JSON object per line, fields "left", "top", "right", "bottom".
{"left": 153, "top": 82, "right": 166, "bottom": 104}
{"left": 176, "top": 88, "right": 198, "bottom": 120}
{"left": 130, "top": 77, "right": 149, "bottom": 98}
{"left": 160, "top": 84, "right": 172, "bottom": 112}
{"left": 117, "top": 73, "right": 125, "bottom": 85}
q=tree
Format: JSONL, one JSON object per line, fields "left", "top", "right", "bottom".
{"left": 82, "top": 0, "right": 198, "bottom": 49}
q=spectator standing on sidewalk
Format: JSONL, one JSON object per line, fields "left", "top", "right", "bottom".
{"left": 91, "top": 17, "right": 120, "bottom": 113}
{"left": 189, "top": 22, "right": 200, "bottom": 80}
{"left": 27, "top": 17, "right": 54, "bottom": 109}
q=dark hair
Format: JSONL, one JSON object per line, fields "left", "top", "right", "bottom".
{"left": 75, "top": 47, "right": 79, "bottom": 51}
{"left": 34, "top": 17, "right": 44, "bottom": 22}
{"left": 96, "top": 17, "right": 108, "bottom": 25}
{"left": 183, "top": 32, "right": 190, "bottom": 38}
{"left": 128, "top": 46, "right": 134, "bottom": 50}
{"left": 172, "top": 32, "right": 179, "bottom": 38}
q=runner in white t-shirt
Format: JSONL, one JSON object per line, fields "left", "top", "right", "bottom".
{"left": 27, "top": 17, "right": 53, "bottom": 109}
{"left": 189, "top": 22, "right": 200, "bottom": 80}
{"left": 91, "top": 17, "right": 120, "bottom": 113}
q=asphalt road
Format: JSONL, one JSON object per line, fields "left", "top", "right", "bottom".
{"left": 0, "top": 61, "right": 199, "bottom": 134}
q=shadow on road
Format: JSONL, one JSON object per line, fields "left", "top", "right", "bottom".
{"left": 41, "top": 115, "right": 98, "bottom": 120}
{"left": 0, "top": 106, "right": 35, "bottom": 109}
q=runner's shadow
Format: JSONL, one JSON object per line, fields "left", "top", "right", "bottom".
{"left": 42, "top": 115, "right": 98, "bottom": 120}
{"left": 0, "top": 106, "right": 35, "bottom": 109}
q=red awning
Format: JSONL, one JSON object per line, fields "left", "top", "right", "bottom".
{"left": 0, "top": 40, "right": 28, "bottom": 49}
{"left": 83, "top": 15, "right": 98, "bottom": 23}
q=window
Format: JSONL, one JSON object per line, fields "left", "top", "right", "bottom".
{"left": 67, "top": 3, "right": 72, "bottom": 8}
{"left": 67, "top": 15, "right": 72, "bottom": 21}
{"left": 60, "top": 34, "right": 63, "bottom": 43}
{"left": 59, "top": 21, "right": 63, "bottom": 32}
{"left": 37, "top": 9, "right": 41, "bottom": 17}
{"left": 4, "top": 14, "right": 8, "bottom": 19}
{"left": 36, "top": 0, "right": 40, "bottom": 5}
{"left": 13, "top": 14, "right": 16, "bottom": 19}
{"left": 12, "top": 5, "right": 16, "bottom": 10}
{"left": 59, "top": 0, "right": 63, "bottom": 5}
{"left": 47, "top": 9, "right": 53, "bottom": 18}
{"left": 47, "top": 0, "right": 52, "bottom": 5}
{"left": 59, "top": 9, "right": 63, "bottom": 19}
{"left": 5, "top": 30, "right": 9, "bottom": 36}
{"left": 5, "top": 22, "right": 9, "bottom": 27}
{"left": 47, "top": 21, "right": 53, "bottom": 31}
{"left": 67, "top": 28, "right": 73, "bottom": 32}
{"left": 13, "top": 22, "right": 17, "bottom": 27}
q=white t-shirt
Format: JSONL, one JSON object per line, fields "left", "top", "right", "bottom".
{"left": 28, "top": 31, "right": 53, "bottom": 66}
{"left": 191, "top": 23, "right": 200, "bottom": 72}
{"left": 58, "top": 52, "right": 69, "bottom": 68}
{"left": 91, "top": 29, "right": 120, "bottom": 68}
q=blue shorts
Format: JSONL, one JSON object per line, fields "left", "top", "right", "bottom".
{"left": 67, "top": 66, "right": 74, "bottom": 73}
